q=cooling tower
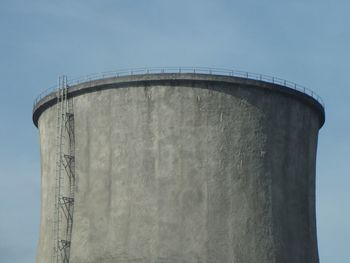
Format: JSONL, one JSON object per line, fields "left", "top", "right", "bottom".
{"left": 33, "top": 69, "right": 325, "bottom": 263}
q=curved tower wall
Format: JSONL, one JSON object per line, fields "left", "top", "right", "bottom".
{"left": 34, "top": 74, "right": 324, "bottom": 263}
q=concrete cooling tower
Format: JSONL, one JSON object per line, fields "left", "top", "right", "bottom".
{"left": 32, "top": 68, "right": 325, "bottom": 263}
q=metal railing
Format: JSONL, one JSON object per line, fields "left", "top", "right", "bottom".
{"left": 33, "top": 67, "right": 325, "bottom": 108}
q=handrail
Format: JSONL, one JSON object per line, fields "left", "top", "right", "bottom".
{"left": 33, "top": 67, "right": 325, "bottom": 109}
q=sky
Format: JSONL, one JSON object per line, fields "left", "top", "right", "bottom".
{"left": 0, "top": 0, "right": 349, "bottom": 262}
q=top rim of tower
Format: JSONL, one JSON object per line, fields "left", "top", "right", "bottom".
{"left": 32, "top": 67, "right": 325, "bottom": 128}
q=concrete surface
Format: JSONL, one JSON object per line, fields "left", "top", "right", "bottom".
{"left": 34, "top": 73, "right": 324, "bottom": 263}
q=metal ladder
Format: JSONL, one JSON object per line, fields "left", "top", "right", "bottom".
{"left": 53, "top": 75, "right": 75, "bottom": 263}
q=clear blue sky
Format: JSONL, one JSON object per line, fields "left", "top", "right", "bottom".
{"left": 0, "top": 0, "right": 348, "bottom": 262}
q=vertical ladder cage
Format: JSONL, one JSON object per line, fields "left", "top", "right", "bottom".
{"left": 53, "top": 75, "right": 75, "bottom": 263}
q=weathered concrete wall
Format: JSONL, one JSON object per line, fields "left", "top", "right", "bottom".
{"left": 35, "top": 74, "right": 323, "bottom": 263}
